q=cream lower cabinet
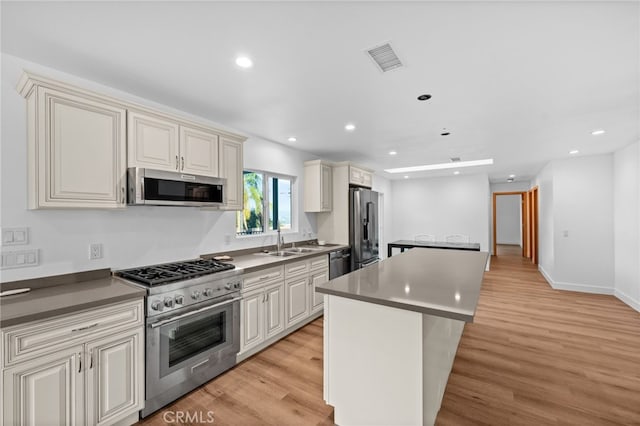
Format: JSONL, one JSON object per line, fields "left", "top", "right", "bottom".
{"left": 310, "top": 268, "right": 329, "bottom": 314}
{"left": 240, "top": 282, "right": 285, "bottom": 354}
{"left": 19, "top": 78, "right": 127, "bottom": 209}
{"left": 285, "top": 255, "right": 329, "bottom": 328}
{"left": 285, "top": 274, "right": 311, "bottom": 328}
{"left": 1, "top": 300, "right": 144, "bottom": 426}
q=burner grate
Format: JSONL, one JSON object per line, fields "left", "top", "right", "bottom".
{"left": 117, "top": 259, "right": 235, "bottom": 286}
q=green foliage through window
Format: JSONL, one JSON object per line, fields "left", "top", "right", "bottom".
{"left": 236, "top": 170, "right": 293, "bottom": 235}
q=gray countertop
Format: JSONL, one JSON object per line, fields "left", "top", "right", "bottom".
{"left": 202, "top": 244, "right": 349, "bottom": 274}
{"left": 1, "top": 276, "right": 146, "bottom": 328}
{"left": 316, "top": 248, "right": 489, "bottom": 322}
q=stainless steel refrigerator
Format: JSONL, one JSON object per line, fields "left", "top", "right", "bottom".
{"left": 349, "top": 187, "right": 380, "bottom": 270}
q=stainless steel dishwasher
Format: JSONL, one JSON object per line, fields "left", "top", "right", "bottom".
{"left": 329, "top": 248, "right": 351, "bottom": 280}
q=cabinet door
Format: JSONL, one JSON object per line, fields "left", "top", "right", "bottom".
{"left": 36, "top": 87, "right": 126, "bottom": 208}
{"left": 264, "top": 282, "right": 285, "bottom": 339}
{"left": 240, "top": 289, "right": 265, "bottom": 353}
{"left": 179, "top": 125, "right": 219, "bottom": 177}
{"left": 3, "top": 346, "right": 84, "bottom": 426}
{"left": 219, "top": 137, "right": 244, "bottom": 210}
{"left": 127, "top": 110, "right": 179, "bottom": 171}
{"left": 349, "top": 167, "right": 364, "bottom": 185}
{"left": 86, "top": 328, "right": 144, "bottom": 426}
{"left": 321, "top": 164, "right": 333, "bottom": 211}
{"left": 310, "top": 269, "right": 329, "bottom": 313}
{"left": 362, "top": 171, "right": 373, "bottom": 188}
{"left": 286, "top": 276, "right": 310, "bottom": 328}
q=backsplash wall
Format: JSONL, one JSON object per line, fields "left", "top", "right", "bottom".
{"left": 0, "top": 53, "right": 318, "bottom": 282}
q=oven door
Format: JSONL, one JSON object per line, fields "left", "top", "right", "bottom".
{"left": 145, "top": 295, "right": 240, "bottom": 414}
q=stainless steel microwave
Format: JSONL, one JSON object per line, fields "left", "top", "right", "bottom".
{"left": 127, "top": 167, "right": 226, "bottom": 207}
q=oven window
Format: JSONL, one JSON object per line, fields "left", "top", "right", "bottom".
{"left": 167, "top": 311, "right": 226, "bottom": 367}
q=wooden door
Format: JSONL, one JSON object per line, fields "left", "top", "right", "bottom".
{"left": 39, "top": 87, "right": 127, "bottom": 208}
{"left": 240, "top": 288, "right": 265, "bottom": 352}
{"left": 127, "top": 110, "right": 179, "bottom": 171}
{"left": 86, "top": 329, "right": 144, "bottom": 425}
{"left": 531, "top": 187, "right": 539, "bottom": 265}
{"left": 179, "top": 125, "right": 219, "bottom": 176}
{"left": 264, "top": 283, "right": 285, "bottom": 339}
{"left": 3, "top": 346, "right": 83, "bottom": 425}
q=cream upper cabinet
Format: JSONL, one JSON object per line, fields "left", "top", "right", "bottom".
{"left": 20, "top": 80, "right": 127, "bottom": 209}
{"left": 304, "top": 160, "right": 333, "bottom": 212}
{"left": 349, "top": 165, "right": 373, "bottom": 188}
{"left": 128, "top": 111, "right": 219, "bottom": 177}
{"left": 179, "top": 125, "right": 219, "bottom": 176}
{"left": 219, "top": 136, "right": 244, "bottom": 210}
{"left": 127, "top": 110, "right": 179, "bottom": 171}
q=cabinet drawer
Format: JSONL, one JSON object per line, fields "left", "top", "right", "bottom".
{"left": 3, "top": 299, "right": 143, "bottom": 366}
{"left": 309, "top": 255, "right": 329, "bottom": 271}
{"left": 285, "top": 259, "right": 310, "bottom": 277}
{"left": 242, "top": 265, "right": 284, "bottom": 291}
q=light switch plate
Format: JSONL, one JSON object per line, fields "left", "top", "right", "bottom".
{"left": 1, "top": 227, "right": 29, "bottom": 246}
{"left": 1, "top": 249, "right": 39, "bottom": 269}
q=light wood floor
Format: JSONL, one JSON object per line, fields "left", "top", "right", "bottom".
{"left": 139, "top": 246, "right": 640, "bottom": 425}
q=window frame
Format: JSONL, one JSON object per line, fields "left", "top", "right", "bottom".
{"left": 236, "top": 169, "right": 297, "bottom": 237}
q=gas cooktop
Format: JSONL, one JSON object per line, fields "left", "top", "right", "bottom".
{"left": 117, "top": 259, "right": 235, "bottom": 286}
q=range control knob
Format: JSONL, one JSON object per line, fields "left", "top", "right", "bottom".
{"left": 192, "top": 290, "right": 201, "bottom": 300}
{"left": 151, "top": 300, "right": 163, "bottom": 311}
{"left": 204, "top": 288, "right": 213, "bottom": 297}
{"left": 174, "top": 295, "right": 184, "bottom": 305}
{"left": 164, "top": 297, "right": 175, "bottom": 308}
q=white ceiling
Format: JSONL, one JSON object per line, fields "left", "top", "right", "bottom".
{"left": 2, "top": 1, "right": 639, "bottom": 182}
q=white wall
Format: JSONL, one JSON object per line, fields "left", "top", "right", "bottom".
{"left": 535, "top": 162, "right": 555, "bottom": 281}
{"left": 613, "top": 141, "right": 640, "bottom": 311}
{"left": 535, "top": 155, "right": 615, "bottom": 294}
{"left": 372, "top": 174, "right": 392, "bottom": 259}
{"left": 495, "top": 195, "right": 521, "bottom": 245}
{"left": 390, "top": 173, "right": 490, "bottom": 254}
{"left": 0, "top": 53, "right": 318, "bottom": 282}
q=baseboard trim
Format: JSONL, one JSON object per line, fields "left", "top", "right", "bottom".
{"left": 538, "top": 265, "right": 614, "bottom": 295}
{"left": 615, "top": 289, "right": 640, "bottom": 313}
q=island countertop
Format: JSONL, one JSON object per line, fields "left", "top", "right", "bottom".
{"left": 315, "top": 248, "right": 489, "bottom": 322}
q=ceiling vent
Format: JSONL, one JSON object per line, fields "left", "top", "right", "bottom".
{"left": 366, "top": 42, "right": 403, "bottom": 73}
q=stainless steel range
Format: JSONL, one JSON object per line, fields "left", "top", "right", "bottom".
{"left": 116, "top": 259, "right": 242, "bottom": 418}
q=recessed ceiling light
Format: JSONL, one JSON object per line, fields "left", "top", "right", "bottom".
{"left": 591, "top": 129, "right": 605, "bottom": 136}
{"left": 441, "top": 129, "right": 450, "bottom": 136}
{"left": 507, "top": 178, "right": 515, "bottom": 183}
{"left": 235, "top": 56, "right": 253, "bottom": 68}
{"left": 569, "top": 150, "right": 579, "bottom": 155}
{"left": 388, "top": 150, "right": 397, "bottom": 156}
{"left": 509, "top": 174, "right": 516, "bottom": 178}
{"left": 453, "top": 171, "right": 460, "bottom": 175}
{"left": 403, "top": 175, "right": 409, "bottom": 179}
{"left": 287, "top": 137, "right": 297, "bottom": 142}
{"left": 385, "top": 158, "right": 494, "bottom": 174}
{"left": 345, "top": 123, "right": 356, "bottom": 132}
{"left": 417, "top": 94, "right": 432, "bottom": 101}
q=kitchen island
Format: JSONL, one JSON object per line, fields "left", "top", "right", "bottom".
{"left": 315, "top": 248, "right": 488, "bottom": 426}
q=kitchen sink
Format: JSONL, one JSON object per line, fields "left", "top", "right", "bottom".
{"left": 267, "top": 251, "right": 298, "bottom": 257}
{"left": 285, "top": 248, "right": 316, "bottom": 254}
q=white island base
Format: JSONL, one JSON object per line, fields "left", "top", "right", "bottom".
{"left": 323, "top": 295, "right": 465, "bottom": 426}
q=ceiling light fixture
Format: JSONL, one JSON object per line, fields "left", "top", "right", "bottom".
{"left": 507, "top": 178, "right": 515, "bottom": 183}
{"left": 345, "top": 123, "right": 356, "bottom": 132}
{"left": 509, "top": 174, "right": 516, "bottom": 178}
{"left": 235, "top": 56, "right": 253, "bottom": 68}
{"left": 417, "top": 94, "right": 432, "bottom": 101}
{"left": 441, "top": 129, "right": 450, "bottom": 136}
{"left": 453, "top": 171, "right": 460, "bottom": 175}
{"left": 388, "top": 150, "right": 397, "bottom": 156}
{"left": 287, "top": 137, "right": 297, "bottom": 142}
{"left": 384, "top": 158, "right": 494, "bottom": 174}
{"left": 403, "top": 175, "right": 409, "bottom": 179}
{"left": 569, "top": 150, "right": 579, "bottom": 155}
{"left": 591, "top": 129, "right": 605, "bottom": 136}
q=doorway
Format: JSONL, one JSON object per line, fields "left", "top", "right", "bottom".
{"left": 492, "top": 188, "right": 538, "bottom": 264}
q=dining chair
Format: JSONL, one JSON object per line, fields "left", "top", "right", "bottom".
{"left": 414, "top": 234, "right": 435, "bottom": 242}
{"left": 445, "top": 234, "right": 470, "bottom": 243}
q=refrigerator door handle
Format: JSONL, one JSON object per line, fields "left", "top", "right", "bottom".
{"left": 363, "top": 201, "right": 373, "bottom": 241}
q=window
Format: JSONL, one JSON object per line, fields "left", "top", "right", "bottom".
{"left": 236, "top": 170, "right": 294, "bottom": 235}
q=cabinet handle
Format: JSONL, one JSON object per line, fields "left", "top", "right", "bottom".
{"left": 78, "top": 352, "right": 82, "bottom": 373}
{"left": 89, "top": 350, "right": 94, "bottom": 369}
{"left": 121, "top": 187, "right": 125, "bottom": 204}
{"left": 71, "top": 323, "right": 99, "bottom": 333}
{"left": 175, "top": 155, "right": 179, "bottom": 170}
{"left": 266, "top": 293, "right": 269, "bottom": 302}
{"left": 181, "top": 156, "right": 185, "bottom": 170}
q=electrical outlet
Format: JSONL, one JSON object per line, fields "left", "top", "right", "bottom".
{"left": 224, "top": 234, "right": 231, "bottom": 244}
{"left": 563, "top": 230, "right": 569, "bottom": 238}
{"left": 89, "top": 243, "right": 103, "bottom": 260}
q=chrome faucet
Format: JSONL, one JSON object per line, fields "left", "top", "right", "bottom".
{"left": 277, "top": 228, "right": 284, "bottom": 253}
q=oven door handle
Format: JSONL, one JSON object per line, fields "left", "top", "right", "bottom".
{"left": 149, "top": 297, "right": 241, "bottom": 329}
